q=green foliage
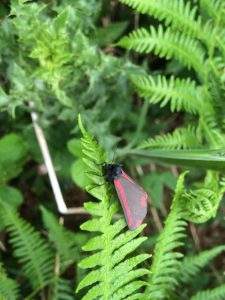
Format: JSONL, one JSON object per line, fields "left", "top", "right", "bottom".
{"left": 181, "top": 171, "right": 225, "bottom": 223}
{"left": 76, "top": 116, "right": 150, "bottom": 299}
{"left": 191, "top": 285, "right": 225, "bottom": 300}
{"left": 131, "top": 75, "right": 201, "bottom": 114}
{"left": 0, "top": 200, "right": 54, "bottom": 291}
{"left": 177, "top": 246, "right": 225, "bottom": 285}
{"left": 0, "top": 0, "right": 135, "bottom": 149}
{"left": 0, "top": 134, "right": 28, "bottom": 184}
{"left": 139, "top": 127, "right": 201, "bottom": 150}
{"left": 119, "top": 0, "right": 225, "bottom": 151}
{"left": 146, "top": 172, "right": 187, "bottom": 299}
{"left": 0, "top": 264, "right": 19, "bottom": 300}
{"left": 118, "top": 25, "right": 206, "bottom": 76}
{"left": 41, "top": 206, "right": 85, "bottom": 270}
{"left": 141, "top": 171, "right": 176, "bottom": 209}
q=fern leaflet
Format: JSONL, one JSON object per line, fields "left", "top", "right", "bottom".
{"left": 146, "top": 172, "right": 187, "bottom": 299}
{"left": 76, "top": 115, "right": 150, "bottom": 300}
{"left": 181, "top": 171, "right": 224, "bottom": 223}
{"left": 49, "top": 277, "right": 74, "bottom": 300}
{"left": 200, "top": 0, "right": 225, "bottom": 27}
{"left": 119, "top": 0, "right": 210, "bottom": 42}
{"left": 0, "top": 264, "right": 19, "bottom": 300}
{"left": 131, "top": 75, "right": 202, "bottom": 114}
{"left": 0, "top": 200, "right": 54, "bottom": 291}
{"left": 139, "top": 127, "right": 202, "bottom": 150}
{"left": 118, "top": 25, "right": 206, "bottom": 78}
{"left": 191, "top": 285, "right": 225, "bottom": 300}
{"left": 177, "top": 245, "right": 225, "bottom": 285}
{"left": 41, "top": 206, "right": 82, "bottom": 270}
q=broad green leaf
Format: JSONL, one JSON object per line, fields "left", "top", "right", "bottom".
{"left": 127, "top": 149, "right": 225, "bottom": 171}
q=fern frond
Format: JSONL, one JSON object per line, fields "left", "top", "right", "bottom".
{"left": 139, "top": 127, "right": 202, "bottom": 150}
{"left": 0, "top": 200, "right": 54, "bottom": 291}
{"left": 181, "top": 171, "right": 224, "bottom": 223}
{"left": 131, "top": 75, "right": 201, "bottom": 114}
{"left": 191, "top": 284, "right": 225, "bottom": 300}
{"left": 0, "top": 264, "right": 19, "bottom": 300}
{"left": 200, "top": 0, "right": 225, "bottom": 26}
{"left": 41, "top": 206, "right": 81, "bottom": 270}
{"left": 118, "top": 25, "right": 206, "bottom": 77}
{"left": 146, "top": 172, "right": 188, "bottom": 299}
{"left": 50, "top": 277, "right": 74, "bottom": 300}
{"left": 177, "top": 246, "right": 225, "bottom": 285}
{"left": 76, "top": 115, "right": 150, "bottom": 300}
{"left": 119, "top": 0, "right": 205, "bottom": 40}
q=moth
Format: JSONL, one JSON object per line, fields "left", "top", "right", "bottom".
{"left": 103, "top": 163, "right": 148, "bottom": 230}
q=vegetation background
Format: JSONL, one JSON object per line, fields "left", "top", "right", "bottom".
{"left": 0, "top": 0, "right": 225, "bottom": 299}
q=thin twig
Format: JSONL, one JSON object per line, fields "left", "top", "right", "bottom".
{"left": 29, "top": 101, "right": 85, "bottom": 215}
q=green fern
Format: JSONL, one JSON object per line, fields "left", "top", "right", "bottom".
{"left": 191, "top": 285, "right": 225, "bottom": 300}
{"left": 76, "top": 115, "right": 150, "bottom": 299}
{"left": 117, "top": 25, "right": 206, "bottom": 77}
{"left": 200, "top": 0, "right": 225, "bottom": 26}
{"left": 41, "top": 206, "right": 82, "bottom": 270}
{"left": 119, "top": 0, "right": 211, "bottom": 43}
{"left": 146, "top": 172, "right": 188, "bottom": 299}
{"left": 49, "top": 277, "right": 74, "bottom": 300}
{"left": 139, "top": 127, "right": 202, "bottom": 150}
{"left": 0, "top": 200, "right": 54, "bottom": 292}
{"left": 177, "top": 246, "right": 225, "bottom": 285}
{"left": 131, "top": 75, "right": 202, "bottom": 114}
{"left": 181, "top": 171, "right": 225, "bottom": 223}
{"left": 0, "top": 264, "right": 19, "bottom": 300}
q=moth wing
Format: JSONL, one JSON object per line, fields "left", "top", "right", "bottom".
{"left": 114, "top": 171, "right": 148, "bottom": 230}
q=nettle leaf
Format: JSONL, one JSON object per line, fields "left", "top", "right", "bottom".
{"left": 76, "top": 115, "right": 150, "bottom": 299}
{"left": 53, "top": 7, "right": 69, "bottom": 32}
{"left": 0, "top": 134, "right": 28, "bottom": 184}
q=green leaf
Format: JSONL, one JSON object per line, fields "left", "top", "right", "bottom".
{"left": 67, "top": 139, "right": 83, "bottom": 157}
{"left": 54, "top": 7, "right": 69, "bottom": 32}
{"left": 71, "top": 159, "right": 92, "bottom": 189}
{"left": 90, "top": 21, "right": 128, "bottom": 46}
{"left": 0, "top": 134, "right": 28, "bottom": 184}
{"left": 0, "top": 186, "right": 23, "bottom": 229}
{"left": 127, "top": 148, "right": 225, "bottom": 171}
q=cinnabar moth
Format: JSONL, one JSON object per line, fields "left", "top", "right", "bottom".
{"left": 103, "top": 163, "right": 148, "bottom": 231}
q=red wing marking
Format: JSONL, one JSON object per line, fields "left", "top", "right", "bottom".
{"left": 135, "top": 220, "right": 142, "bottom": 228}
{"left": 114, "top": 179, "right": 133, "bottom": 227}
{"left": 121, "top": 171, "right": 136, "bottom": 185}
{"left": 114, "top": 170, "right": 148, "bottom": 231}
{"left": 140, "top": 194, "right": 147, "bottom": 207}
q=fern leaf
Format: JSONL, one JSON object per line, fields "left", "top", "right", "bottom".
{"left": 181, "top": 180, "right": 224, "bottom": 223}
{"left": 49, "top": 277, "right": 74, "bottom": 300}
{"left": 41, "top": 206, "right": 82, "bottom": 270}
{"left": 177, "top": 245, "right": 225, "bottom": 285}
{"left": 146, "top": 172, "right": 188, "bottom": 299}
{"left": 76, "top": 115, "right": 150, "bottom": 299}
{"left": 118, "top": 25, "right": 206, "bottom": 77}
{"left": 191, "top": 284, "right": 225, "bottom": 300}
{"left": 200, "top": 0, "right": 225, "bottom": 27}
{"left": 119, "top": 0, "right": 206, "bottom": 40}
{"left": 131, "top": 75, "right": 201, "bottom": 114}
{"left": 0, "top": 200, "right": 54, "bottom": 291}
{"left": 139, "top": 127, "right": 202, "bottom": 150}
{"left": 0, "top": 264, "right": 19, "bottom": 300}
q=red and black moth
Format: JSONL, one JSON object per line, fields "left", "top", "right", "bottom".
{"left": 103, "top": 163, "right": 148, "bottom": 231}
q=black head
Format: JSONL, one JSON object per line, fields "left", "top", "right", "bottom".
{"left": 103, "top": 163, "right": 122, "bottom": 182}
